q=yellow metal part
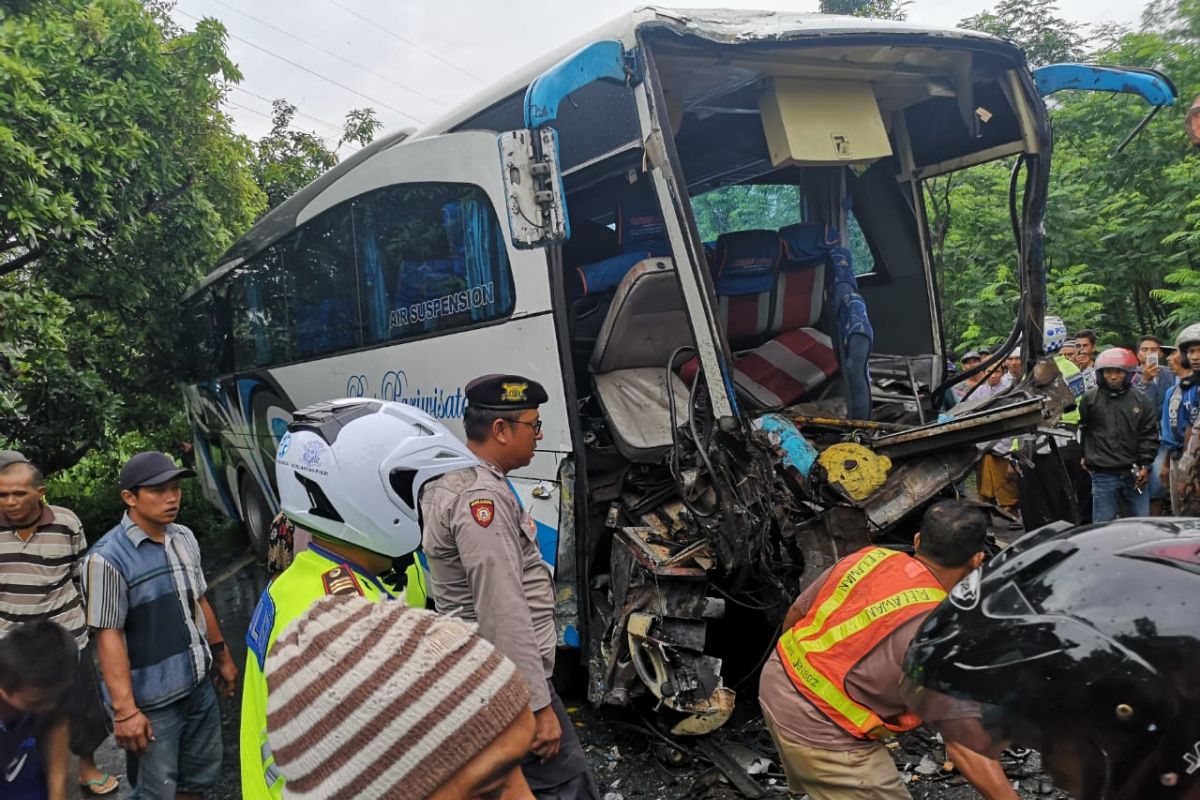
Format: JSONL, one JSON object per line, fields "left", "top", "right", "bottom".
{"left": 759, "top": 77, "right": 893, "bottom": 166}
{"left": 818, "top": 443, "right": 893, "bottom": 501}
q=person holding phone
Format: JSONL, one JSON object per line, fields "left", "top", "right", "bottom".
{"left": 1134, "top": 335, "right": 1175, "bottom": 415}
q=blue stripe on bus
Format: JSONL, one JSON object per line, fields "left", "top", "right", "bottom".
{"left": 563, "top": 624, "right": 580, "bottom": 648}
{"left": 535, "top": 520, "right": 558, "bottom": 568}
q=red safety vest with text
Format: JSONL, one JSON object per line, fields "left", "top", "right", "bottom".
{"left": 776, "top": 546, "right": 947, "bottom": 740}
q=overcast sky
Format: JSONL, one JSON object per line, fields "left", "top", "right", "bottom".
{"left": 172, "top": 0, "right": 1149, "bottom": 153}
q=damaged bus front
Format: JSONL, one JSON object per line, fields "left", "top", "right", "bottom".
{"left": 179, "top": 7, "right": 1174, "bottom": 737}
{"left": 519, "top": 10, "right": 1175, "bottom": 735}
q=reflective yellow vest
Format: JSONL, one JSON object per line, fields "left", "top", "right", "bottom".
{"left": 776, "top": 547, "right": 946, "bottom": 740}
{"left": 1056, "top": 356, "right": 1083, "bottom": 426}
{"left": 238, "top": 545, "right": 418, "bottom": 799}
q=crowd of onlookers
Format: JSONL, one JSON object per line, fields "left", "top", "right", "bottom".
{"left": 0, "top": 450, "right": 236, "bottom": 800}
{"left": 950, "top": 320, "right": 1200, "bottom": 527}
{"left": 3, "top": 333, "right": 1199, "bottom": 800}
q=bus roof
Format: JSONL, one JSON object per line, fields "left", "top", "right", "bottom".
{"left": 412, "top": 6, "right": 1007, "bottom": 139}
{"left": 192, "top": 6, "right": 1010, "bottom": 298}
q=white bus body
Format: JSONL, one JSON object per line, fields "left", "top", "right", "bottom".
{"left": 179, "top": 7, "right": 1173, "bottom": 731}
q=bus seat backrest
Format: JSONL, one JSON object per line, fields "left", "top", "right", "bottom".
{"left": 712, "top": 230, "right": 782, "bottom": 345}
{"left": 775, "top": 223, "right": 838, "bottom": 332}
{"left": 828, "top": 248, "right": 874, "bottom": 419}
{"left": 589, "top": 257, "right": 694, "bottom": 463}
{"left": 780, "top": 222, "right": 840, "bottom": 262}
{"left": 616, "top": 186, "right": 670, "bottom": 257}
{"left": 590, "top": 258, "right": 690, "bottom": 374}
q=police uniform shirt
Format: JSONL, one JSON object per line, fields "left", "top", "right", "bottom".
{"left": 421, "top": 461, "right": 556, "bottom": 711}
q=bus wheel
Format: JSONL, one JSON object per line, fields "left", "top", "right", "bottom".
{"left": 239, "top": 474, "right": 272, "bottom": 559}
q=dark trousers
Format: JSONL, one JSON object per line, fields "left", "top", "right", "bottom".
{"left": 522, "top": 683, "right": 599, "bottom": 800}
{"left": 68, "top": 642, "right": 110, "bottom": 758}
{"left": 1017, "top": 438, "right": 1091, "bottom": 529}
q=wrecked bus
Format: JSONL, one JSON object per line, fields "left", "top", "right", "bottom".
{"left": 178, "top": 8, "right": 1175, "bottom": 733}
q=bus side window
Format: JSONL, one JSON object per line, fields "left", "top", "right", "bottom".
{"left": 180, "top": 291, "right": 219, "bottom": 379}
{"left": 283, "top": 205, "right": 363, "bottom": 358}
{"left": 354, "top": 182, "right": 515, "bottom": 346}
{"left": 230, "top": 246, "right": 291, "bottom": 371}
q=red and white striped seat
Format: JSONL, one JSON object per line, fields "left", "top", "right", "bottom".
{"left": 731, "top": 328, "right": 838, "bottom": 407}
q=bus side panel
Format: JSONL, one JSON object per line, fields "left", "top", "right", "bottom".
{"left": 184, "top": 312, "right": 574, "bottom": 564}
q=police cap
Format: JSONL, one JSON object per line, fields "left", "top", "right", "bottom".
{"left": 465, "top": 374, "right": 548, "bottom": 411}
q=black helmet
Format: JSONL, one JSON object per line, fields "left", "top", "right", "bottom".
{"left": 902, "top": 519, "right": 1200, "bottom": 800}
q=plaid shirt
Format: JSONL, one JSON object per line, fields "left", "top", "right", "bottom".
{"left": 81, "top": 514, "right": 210, "bottom": 710}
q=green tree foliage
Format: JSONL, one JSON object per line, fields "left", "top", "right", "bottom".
{"left": 960, "top": 0, "right": 1085, "bottom": 66}
{"left": 692, "top": 184, "right": 802, "bottom": 241}
{"left": 0, "top": 0, "right": 265, "bottom": 470}
{"left": 250, "top": 100, "right": 381, "bottom": 210}
{"left": 818, "top": 0, "right": 910, "bottom": 21}
{"left": 940, "top": 0, "right": 1200, "bottom": 351}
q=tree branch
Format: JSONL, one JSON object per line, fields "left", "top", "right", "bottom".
{"left": 0, "top": 248, "right": 45, "bottom": 278}
{"left": 139, "top": 174, "right": 196, "bottom": 217}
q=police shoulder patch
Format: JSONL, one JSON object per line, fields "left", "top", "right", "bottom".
{"left": 322, "top": 565, "right": 364, "bottom": 597}
{"left": 470, "top": 498, "right": 495, "bottom": 527}
{"left": 246, "top": 591, "right": 276, "bottom": 670}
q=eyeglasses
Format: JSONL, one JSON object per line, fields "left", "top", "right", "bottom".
{"left": 510, "top": 419, "right": 543, "bottom": 435}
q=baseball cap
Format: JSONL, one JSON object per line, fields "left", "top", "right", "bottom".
{"left": 119, "top": 451, "right": 195, "bottom": 491}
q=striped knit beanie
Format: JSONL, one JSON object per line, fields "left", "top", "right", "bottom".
{"left": 264, "top": 595, "right": 532, "bottom": 799}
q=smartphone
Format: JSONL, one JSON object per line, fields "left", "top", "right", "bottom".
{"left": 1148, "top": 353, "right": 1160, "bottom": 367}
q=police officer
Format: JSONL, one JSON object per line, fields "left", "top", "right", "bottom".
{"left": 240, "top": 399, "right": 476, "bottom": 800}
{"left": 903, "top": 518, "right": 1200, "bottom": 800}
{"left": 421, "top": 374, "right": 599, "bottom": 799}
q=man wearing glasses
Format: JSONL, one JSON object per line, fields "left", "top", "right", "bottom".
{"left": 421, "top": 374, "right": 599, "bottom": 800}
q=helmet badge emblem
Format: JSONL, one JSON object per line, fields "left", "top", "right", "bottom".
{"left": 500, "top": 382, "right": 529, "bottom": 403}
{"left": 301, "top": 441, "right": 324, "bottom": 467}
{"left": 949, "top": 568, "right": 982, "bottom": 610}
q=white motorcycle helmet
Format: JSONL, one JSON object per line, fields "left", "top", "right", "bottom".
{"left": 275, "top": 399, "right": 477, "bottom": 557}
{"left": 1043, "top": 315, "right": 1067, "bottom": 354}
{"left": 1176, "top": 322, "right": 1200, "bottom": 368}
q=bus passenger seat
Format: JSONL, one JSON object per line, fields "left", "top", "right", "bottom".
{"left": 679, "top": 223, "right": 847, "bottom": 410}
{"left": 568, "top": 192, "right": 671, "bottom": 302}
{"left": 774, "top": 223, "right": 837, "bottom": 332}
{"left": 589, "top": 258, "right": 694, "bottom": 462}
{"left": 711, "top": 230, "right": 782, "bottom": 347}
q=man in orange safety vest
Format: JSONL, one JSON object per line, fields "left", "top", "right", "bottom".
{"left": 759, "top": 500, "right": 1018, "bottom": 800}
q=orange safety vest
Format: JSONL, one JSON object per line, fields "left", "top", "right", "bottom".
{"left": 776, "top": 546, "right": 947, "bottom": 740}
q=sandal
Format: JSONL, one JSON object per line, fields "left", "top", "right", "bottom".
{"left": 79, "top": 773, "right": 120, "bottom": 796}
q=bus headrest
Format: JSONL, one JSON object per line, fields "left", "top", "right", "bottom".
{"left": 713, "top": 230, "right": 782, "bottom": 295}
{"left": 780, "top": 223, "right": 840, "bottom": 264}
{"left": 616, "top": 184, "right": 668, "bottom": 256}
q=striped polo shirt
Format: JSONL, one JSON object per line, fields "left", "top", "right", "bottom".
{"left": 81, "top": 514, "right": 210, "bottom": 710}
{"left": 0, "top": 504, "right": 88, "bottom": 647}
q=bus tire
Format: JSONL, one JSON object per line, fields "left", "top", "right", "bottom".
{"left": 239, "top": 474, "right": 272, "bottom": 559}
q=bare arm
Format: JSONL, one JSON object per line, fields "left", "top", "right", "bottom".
{"left": 946, "top": 741, "right": 1019, "bottom": 800}
{"left": 199, "top": 595, "right": 238, "bottom": 697}
{"left": 94, "top": 628, "right": 153, "bottom": 753}
{"left": 41, "top": 716, "right": 70, "bottom": 800}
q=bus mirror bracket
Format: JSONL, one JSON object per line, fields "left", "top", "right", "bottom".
{"left": 499, "top": 40, "right": 637, "bottom": 249}
{"left": 498, "top": 128, "right": 569, "bottom": 249}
